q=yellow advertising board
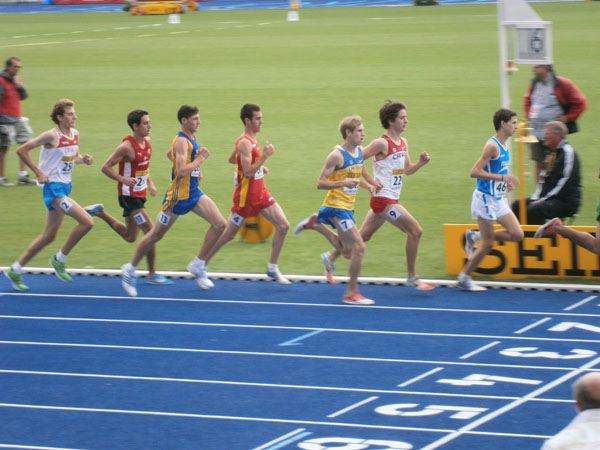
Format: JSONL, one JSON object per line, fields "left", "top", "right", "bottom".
{"left": 444, "top": 224, "right": 599, "bottom": 280}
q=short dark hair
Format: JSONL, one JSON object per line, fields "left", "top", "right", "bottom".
{"left": 240, "top": 103, "right": 261, "bottom": 123}
{"left": 127, "top": 109, "right": 149, "bottom": 130}
{"left": 5, "top": 56, "right": 20, "bottom": 68}
{"left": 379, "top": 100, "right": 407, "bottom": 129}
{"left": 493, "top": 108, "right": 517, "bottom": 131}
{"left": 50, "top": 99, "right": 75, "bottom": 125}
{"left": 177, "top": 105, "right": 199, "bottom": 123}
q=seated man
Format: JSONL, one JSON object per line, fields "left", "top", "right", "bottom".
{"left": 511, "top": 121, "right": 581, "bottom": 225}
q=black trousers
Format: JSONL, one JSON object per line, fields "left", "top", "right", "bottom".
{"left": 511, "top": 197, "right": 578, "bottom": 225}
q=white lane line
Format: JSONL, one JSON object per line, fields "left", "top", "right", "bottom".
{"left": 3, "top": 292, "right": 600, "bottom": 318}
{"left": 398, "top": 367, "right": 444, "bottom": 387}
{"left": 460, "top": 341, "right": 501, "bottom": 360}
{"left": 252, "top": 428, "right": 309, "bottom": 450}
{"left": 0, "top": 403, "right": 454, "bottom": 433}
{"left": 328, "top": 396, "right": 379, "bottom": 418}
{"left": 514, "top": 317, "right": 552, "bottom": 334}
{"left": 421, "top": 356, "right": 600, "bottom": 449}
{"left": 564, "top": 295, "right": 597, "bottom": 311}
{"left": 0, "top": 340, "right": 588, "bottom": 372}
{"left": 0, "top": 369, "right": 573, "bottom": 402}
{"left": 279, "top": 329, "right": 324, "bottom": 346}
{"left": 2, "top": 316, "right": 599, "bottom": 344}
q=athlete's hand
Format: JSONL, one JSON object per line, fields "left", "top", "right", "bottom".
{"left": 506, "top": 173, "right": 520, "bottom": 189}
{"left": 83, "top": 154, "right": 93, "bottom": 165}
{"left": 36, "top": 173, "right": 49, "bottom": 184}
{"left": 419, "top": 152, "right": 431, "bottom": 164}
{"left": 197, "top": 147, "right": 210, "bottom": 162}
{"left": 262, "top": 166, "right": 269, "bottom": 175}
{"left": 342, "top": 179, "right": 360, "bottom": 189}
{"left": 123, "top": 177, "right": 136, "bottom": 187}
{"left": 263, "top": 141, "right": 275, "bottom": 158}
{"left": 149, "top": 184, "right": 157, "bottom": 197}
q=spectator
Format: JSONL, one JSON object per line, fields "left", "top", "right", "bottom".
{"left": 0, "top": 56, "right": 35, "bottom": 186}
{"left": 523, "top": 64, "right": 587, "bottom": 184}
{"left": 511, "top": 121, "right": 580, "bottom": 225}
{"left": 541, "top": 372, "right": 600, "bottom": 449}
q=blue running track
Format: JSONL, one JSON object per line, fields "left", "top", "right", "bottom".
{"left": 1, "top": 273, "right": 599, "bottom": 449}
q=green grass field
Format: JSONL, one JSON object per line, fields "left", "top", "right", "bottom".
{"left": 1, "top": 3, "right": 598, "bottom": 281}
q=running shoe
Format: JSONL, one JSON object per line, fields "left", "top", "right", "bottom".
{"left": 294, "top": 213, "right": 318, "bottom": 235}
{"left": 464, "top": 229, "right": 479, "bottom": 259}
{"left": 4, "top": 268, "right": 29, "bottom": 291}
{"left": 188, "top": 262, "right": 214, "bottom": 289}
{"left": 456, "top": 274, "right": 487, "bottom": 292}
{"left": 0, "top": 177, "right": 14, "bottom": 187}
{"left": 146, "top": 274, "right": 174, "bottom": 285}
{"left": 534, "top": 217, "right": 562, "bottom": 239}
{"left": 121, "top": 264, "right": 137, "bottom": 296}
{"left": 407, "top": 276, "right": 435, "bottom": 290}
{"left": 17, "top": 174, "right": 36, "bottom": 185}
{"left": 84, "top": 203, "right": 104, "bottom": 217}
{"left": 342, "top": 291, "right": 375, "bottom": 305}
{"left": 49, "top": 256, "right": 72, "bottom": 282}
{"left": 266, "top": 267, "right": 292, "bottom": 285}
{"left": 320, "top": 252, "right": 335, "bottom": 284}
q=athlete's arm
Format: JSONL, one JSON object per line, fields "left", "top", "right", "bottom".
{"left": 173, "top": 137, "right": 209, "bottom": 178}
{"left": 316, "top": 150, "right": 357, "bottom": 191}
{"left": 101, "top": 140, "right": 136, "bottom": 187}
{"left": 147, "top": 174, "right": 157, "bottom": 196}
{"left": 470, "top": 141, "right": 519, "bottom": 186}
{"left": 401, "top": 139, "right": 430, "bottom": 176}
{"left": 238, "top": 139, "right": 272, "bottom": 178}
{"left": 16, "top": 129, "right": 59, "bottom": 183}
{"left": 362, "top": 138, "right": 387, "bottom": 160}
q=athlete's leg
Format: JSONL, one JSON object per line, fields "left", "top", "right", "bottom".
{"left": 332, "top": 216, "right": 365, "bottom": 295}
{"left": 131, "top": 209, "right": 178, "bottom": 267}
{"left": 53, "top": 197, "right": 95, "bottom": 256}
{"left": 191, "top": 195, "right": 227, "bottom": 261}
{"left": 555, "top": 221, "right": 600, "bottom": 255}
{"left": 382, "top": 204, "right": 423, "bottom": 279}
{"left": 16, "top": 208, "right": 65, "bottom": 267}
{"left": 259, "top": 202, "right": 290, "bottom": 265}
{"left": 203, "top": 212, "right": 243, "bottom": 265}
{"left": 495, "top": 210, "right": 525, "bottom": 243}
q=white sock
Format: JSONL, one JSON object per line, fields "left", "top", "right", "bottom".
{"left": 55, "top": 251, "right": 67, "bottom": 263}
{"left": 11, "top": 262, "right": 23, "bottom": 274}
{"left": 124, "top": 263, "right": 137, "bottom": 274}
{"left": 192, "top": 257, "right": 205, "bottom": 268}
{"left": 473, "top": 231, "right": 481, "bottom": 242}
{"left": 268, "top": 263, "right": 278, "bottom": 272}
{"left": 19, "top": 171, "right": 28, "bottom": 177}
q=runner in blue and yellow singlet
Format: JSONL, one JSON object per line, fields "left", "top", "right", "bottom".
{"left": 120, "top": 105, "right": 226, "bottom": 297}
{"left": 294, "top": 115, "right": 378, "bottom": 305}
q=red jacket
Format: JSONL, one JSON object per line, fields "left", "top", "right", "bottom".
{"left": 523, "top": 74, "right": 587, "bottom": 132}
{"left": 0, "top": 74, "right": 26, "bottom": 118}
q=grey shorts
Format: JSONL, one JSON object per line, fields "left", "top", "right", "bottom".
{"left": 0, "top": 117, "right": 33, "bottom": 147}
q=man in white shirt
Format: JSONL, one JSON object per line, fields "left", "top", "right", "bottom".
{"left": 542, "top": 372, "right": 600, "bottom": 449}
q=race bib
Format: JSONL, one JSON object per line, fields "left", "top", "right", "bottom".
{"left": 254, "top": 166, "right": 264, "bottom": 180}
{"left": 60, "top": 155, "right": 76, "bottom": 175}
{"left": 336, "top": 218, "right": 354, "bottom": 232}
{"left": 495, "top": 180, "right": 508, "bottom": 198}
{"left": 134, "top": 169, "right": 149, "bottom": 192}
{"left": 191, "top": 167, "right": 200, "bottom": 178}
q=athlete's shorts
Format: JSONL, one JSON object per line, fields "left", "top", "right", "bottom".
{"left": 471, "top": 189, "right": 511, "bottom": 221}
{"left": 43, "top": 182, "right": 72, "bottom": 211}
{"left": 231, "top": 195, "right": 277, "bottom": 218}
{"left": 119, "top": 195, "right": 146, "bottom": 217}
{"left": 0, "top": 117, "right": 33, "bottom": 147}
{"left": 370, "top": 196, "right": 398, "bottom": 214}
{"left": 317, "top": 206, "right": 355, "bottom": 230}
{"left": 596, "top": 197, "right": 600, "bottom": 222}
{"left": 162, "top": 189, "right": 203, "bottom": 216}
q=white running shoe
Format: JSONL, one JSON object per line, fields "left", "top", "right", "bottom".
{"left": 321, "top": 252, "right": 335, "bottom": 284}
{"left": 84, "top": 203, "right": 104, "bottom": 217}
{"left": 266, "top": 267, "right": 292, "bottom": 285}
{"left": 294, "top": 213, "right": 318, "bottom": 235}
{"left": 121, "top": 264, "right": 138, "bottom": 296}
{"left": 188, "top": 262, "right": 214, "bottom": 290}
{"left": 457, "top": 274, "right": 487, "bottom": 292}
{"left": 534, "top": 217, "right": 562, "bottom": 239}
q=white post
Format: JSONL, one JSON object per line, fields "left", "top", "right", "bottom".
{"left": 497, "top": 0, "right": 510, "bottom": 108}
